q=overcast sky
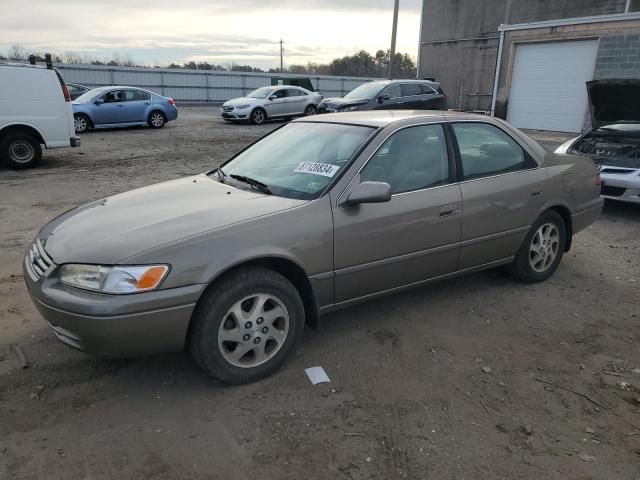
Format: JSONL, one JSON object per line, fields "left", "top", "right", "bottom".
{"left": 0, "top": 0, "right": 421, "bottom": 68}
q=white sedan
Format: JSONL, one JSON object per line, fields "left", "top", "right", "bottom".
{"left": 221, "top": 86, "right": 323, "bottom": 125}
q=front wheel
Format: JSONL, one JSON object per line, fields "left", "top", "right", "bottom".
{"left": 508, "top": 210, "right": 566, "bottom": 283}
{"left": 304, "top": 105, "right": 317, "bottom": 116}
{"left": 189, "top": 267, "right": 305, "bottom": 384}
{"left": 250, "top": 108, "right": 266, "bottom": 125}
{"left": 1, "top": 132, "right": 42, "bottom": 169}
{"left": 148, "top": 111, "right": 166, "bottom": 128}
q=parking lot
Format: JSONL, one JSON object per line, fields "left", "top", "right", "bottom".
{"left": 1, "top": 106, "right": 639, "bottom": 479}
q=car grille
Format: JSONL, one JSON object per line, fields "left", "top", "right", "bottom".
{"left": 25, "top": 238, "right": 53, "bottom": 280}
{"left": 601, "top": 185, "right": 627, "bottom": 197}
{"left": 222, "top": 106, "right": 234, "bottom": 112}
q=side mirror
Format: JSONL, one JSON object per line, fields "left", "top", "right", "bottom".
{"left": 377, "top": 94, "right": 391, "bottom": 103}
{"left": 94, "top": 98, "right": 104, "bottom": 105}
{"left": 268, "top": 95, "right": 277, "bottom": 101}
{"left": 345, "top": 181, "right": 391, "bottom": 205}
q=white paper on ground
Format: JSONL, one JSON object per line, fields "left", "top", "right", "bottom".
{"left": 305, "top": 366, "right": 331, "bottom": 385}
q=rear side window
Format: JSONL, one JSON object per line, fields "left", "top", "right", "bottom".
{"left": 401, "top": 83, "right": 422, "bottom": 97}
{"left": 360, "top": 124, "right": 450, "bottom": 194}
{"left": 286, "top": 89, "right": 300, "bottom": 97}
{"left": 452, "top": 122, "right": 535, "bottom": 180}
{"left": 125, "top": 90, "right": 151, "bottom": 101}
{"left": 421, "top": 84, "right": 437, "bottom": 94}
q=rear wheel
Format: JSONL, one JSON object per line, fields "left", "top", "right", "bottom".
{"left": 250, "top": 108, "right": 266, "bottom": 125}
{"left": 148, "top": 111, "right": 166, "bottom": 128}
{"left": 508, "top": 210, "right": 566, "bottom": 283}
{"left": 189, "top": 267, "right": 305, "bottom": 384}
{"left": 1, "top": 132, "right": 42, "bottom": 169}
{"left": 74, "top": 113, "right": 91, "bottom": 133}
{"left": 304, "top": 105, "right": 317, "bottom": 116}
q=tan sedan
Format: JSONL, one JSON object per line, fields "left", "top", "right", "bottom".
{"left": 24, "top": 111, "right": 602, "bottom": 383}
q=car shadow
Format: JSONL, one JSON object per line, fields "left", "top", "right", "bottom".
{"left": 601, "top": 199, "right": 640, "bottom": 221}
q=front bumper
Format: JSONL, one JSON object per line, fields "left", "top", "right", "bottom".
{"left": 220, "top": 108, "right": 248, "bottom": 120}
{"left": 23, "top": 251, "right": 204, "bottom": 357}
{"left": 600, "top": 169, "right": 640, "bottom": 204}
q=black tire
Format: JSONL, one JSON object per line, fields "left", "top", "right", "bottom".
{"left": 250, "top": 108, "right": 267, "bottom": 125}
{"left": 304, "top": 104, "right": 317, "bottom": 116}
{"left": 74, "top": 113, "right": 91, "bottom": 133}
{"left": 148, "top": 111, "right": 166, "bottom": 128}
{"left": 508, "top": 210, "right": 566, "bottom": 283}
{"left": 1, "top": 132, "right": 42, "bottom": 170}
{"left": 189, "top": 267, "right": 305, "bottom": 384}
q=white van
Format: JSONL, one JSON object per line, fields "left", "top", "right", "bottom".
{"left": 0, "top": 62, "right": 80, "bottom": 169}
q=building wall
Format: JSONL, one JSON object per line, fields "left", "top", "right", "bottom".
{"left": 418, "top": 0, "right": 635, "bottom": 111}
{"left": 493, "top": 19, "right": 640, "bottom": 122}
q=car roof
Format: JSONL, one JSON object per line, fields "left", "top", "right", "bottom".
{"left": 363, "top": 79, "right": 440, "bottom": 87}
{"left": 294, "top": 110, "right": 491, "bottom": 128}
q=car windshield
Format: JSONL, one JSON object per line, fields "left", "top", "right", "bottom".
{"left": 247, "top": 87, "right": 275, "bottom": 99}
{"left": 216, "top": 122, "right": 375, "bottom": 200}
{"left": 344, "top": 82, "right": 386, "bottom": 100}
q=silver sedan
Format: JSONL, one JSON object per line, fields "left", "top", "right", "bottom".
{"left": 221, "top": 86, "right": 323, "bottom": 124}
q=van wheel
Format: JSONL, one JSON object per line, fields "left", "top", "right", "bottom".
{"left": 74, "top": 114, "right": 91, "bottom": 133}
{"left": 1, "top": 132, "right": 42, "bottom": 170}
{"left": 148, "top": 111, "right": 166, "bottom": 128}
{"left": 189, "top": 267, "right": 305, "bottom": 384}
{"left": 508, "top": 210, "right": 566, "bottom": 283}
{"left": 250, "top": 108, "right": 266, "bottom": 125}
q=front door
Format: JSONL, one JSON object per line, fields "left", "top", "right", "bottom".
{"left": 451, "top": 121, "right": 547, "bottom": 270}
{"left": 263, "top": 89, "right": 288, "bottom": 117}
{"left": 373, "top": 83, "right": 403, "bottom": 110}
{"left": 332, "top": 123, "right": 462, "bottom": 304}
{"left": 94, "top": 89, "right": 126, "bottom": 125}
{"left": 124, "top": 89, "right": 151, "bottom": 122}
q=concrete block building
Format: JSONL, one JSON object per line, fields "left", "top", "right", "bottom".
{"left": 418, "top": 0, "right": 640, "bottom": 132}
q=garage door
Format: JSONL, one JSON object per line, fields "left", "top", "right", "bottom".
{"left": 506, "top": 40, "right": 598, "bottom": 133}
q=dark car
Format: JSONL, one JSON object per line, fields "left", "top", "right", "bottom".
{"left": 318, "top": 79, "right": 447, "bottom": 114}
{"left": 555, "top": 79, "right": 640, "bottom": 204}
{"left": 66, "top": 83, "right": 91, "bottom": 100}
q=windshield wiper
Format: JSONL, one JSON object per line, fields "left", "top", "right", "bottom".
{"left": 215, "top": 166, "right": 227, "bottom": 183}
{"left": 229, "top": 174, "right": 272, "bottom": 195}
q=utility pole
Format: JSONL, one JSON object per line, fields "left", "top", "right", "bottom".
{"left": 388, "top": 0, "right": 399, "bottom": 79}
{"left": 280, "top": 38, "right": 284, "bottom": 73}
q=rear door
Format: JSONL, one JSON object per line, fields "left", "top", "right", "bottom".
{"left": 284, "top": 88, "right": 305, "bottom": 115}
{"left": 332, "top": 123, "right": 462, "bottom": 303}
{"left": 451, "top": 121, "right": 546, "bottom": 270}
{"left": 400, "top": 83, "right": 423, "bottom": 109}
{"left": 124, "top": 89, "right": 151, "bottom": 122}
{"left": 93, "top": 89, "right": 126, "bottom": 125}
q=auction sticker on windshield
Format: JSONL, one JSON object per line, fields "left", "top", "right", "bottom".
{"left": 294, "top": 162, "right": 340, "bottom": 178}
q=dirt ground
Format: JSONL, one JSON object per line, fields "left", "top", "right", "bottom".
{"left": 1, "top": 107, "right": 639, "bottom": 480}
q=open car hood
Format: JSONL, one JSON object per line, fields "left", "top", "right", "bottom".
{"left": 587, "top": 79, "right": 640, "bottom": 129}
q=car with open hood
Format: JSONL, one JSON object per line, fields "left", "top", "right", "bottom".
{"left": 318, "top": 79, "right": 447, "bottom": 114}
{"left": 24, "top": 111, "right": 602, "bottom": 384}
{"left": 555, "top": 79, "right": 640, "bottom": 204}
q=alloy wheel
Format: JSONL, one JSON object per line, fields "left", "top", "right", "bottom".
{"left": 74, "top": 116, "right": 88, "bottom": 133}
{"left": 529, "top": 222, "right": 560, "bottom": 273}
{"left": 252, "top": 110, "right": 265, "bottom": 124}
{"left": 150, "top": 113, "right": 164, "bottom": 127}
{"left": 218, "top": 293, "right": 289, "bottom": 368}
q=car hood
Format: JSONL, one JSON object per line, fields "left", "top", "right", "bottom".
{"left": 223, "top": 97, "right": 260, "bottom": 107}
{"left": 320, "top": 97, "right": 369, "bottom": 110}
{"left": 587, "top": 79, "right": 640, "bottom": 128}
{"left": 39, "top": 174, "right": 305, "bottom": 265}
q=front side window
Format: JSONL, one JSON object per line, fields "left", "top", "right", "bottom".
{"left": 103, "top": 90, "right": 124, "bottom": 103}
{"left": 452, "top": 122, "right": 535, "bottom": 180}
{"left": 382, "top": 84, "right": 402, "bottom": 99}
{"left": 360, "top": 124, "right": 450, "bottom": 194}
{"left": 272, "top": 89, "right": 287, "bottom": 99}
{"left": 217, "top": 122, "right": 374, "bottom": 199}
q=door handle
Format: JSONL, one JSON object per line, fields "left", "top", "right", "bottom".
{"left": 117, "top": 104, "right": 124, "bottom": 108}
{"left": 438, "top": 204, "right": 459, "bottom": 217}
{"left": 530, "top": 190, "right": 542, "bottom": 197}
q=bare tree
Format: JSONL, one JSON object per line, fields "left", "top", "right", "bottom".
{"left": 8, "top": 44, "right": 28, "bottom": 60}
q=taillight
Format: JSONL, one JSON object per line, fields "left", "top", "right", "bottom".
{"left": 53, "top": 68, "right": 71, "bottom": 102}
{"left": 167, "top": 98, "right": 175, "bottom": 106}
{"left": 595, "top": 174, "right": 601, "bottom": 186}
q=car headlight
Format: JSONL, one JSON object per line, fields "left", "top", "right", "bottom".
{"left": 59, "top": 264, "right": 169, "bottom": 294}
{"left": 235, "top": 104, "right": 251, "bottom": 109}
{"left": 339, "top": 105, "right": 359, "bottom": 112}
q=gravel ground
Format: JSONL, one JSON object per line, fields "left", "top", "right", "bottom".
{"left": 1, "top": 107, "right": 639, "bottom": 480}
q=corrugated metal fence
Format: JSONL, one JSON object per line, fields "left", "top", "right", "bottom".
{"left": 55, "top": 64, "right": 380, "bottom": 102}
